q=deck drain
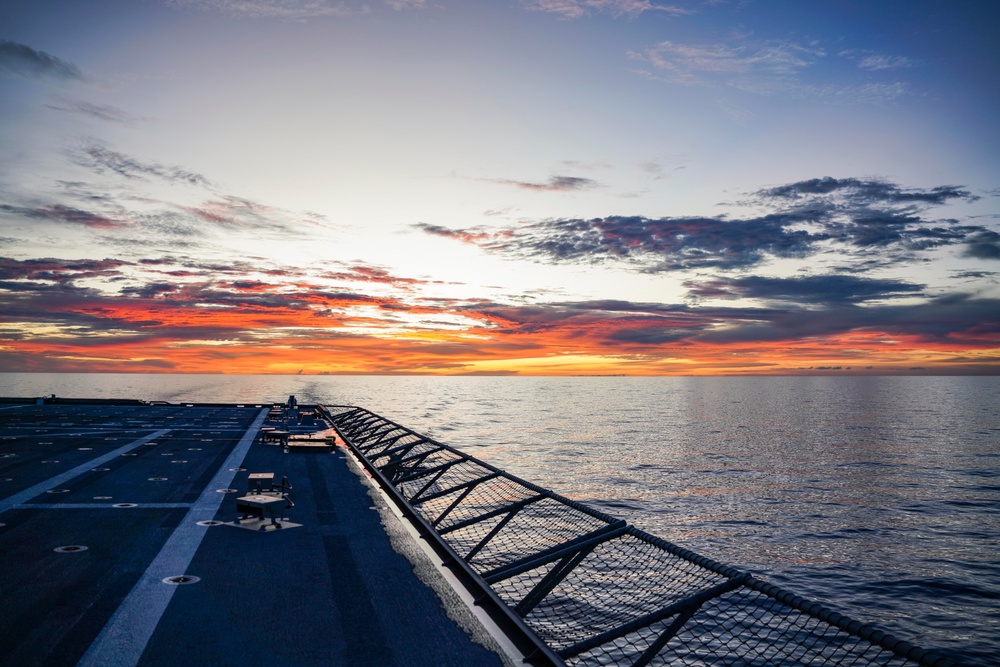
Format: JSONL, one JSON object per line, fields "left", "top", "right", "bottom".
{"left": 229, "top": 467, "right": 246, "bottom": 472}
{"left": 215, "top": 488, "right": 238, "bottom": 494}
{"left": 92, "top": 467, "right": 110, "bottom": 472}
{"left": 148, "top": 477, "right": 168, "bottom": 481}
{"left": 54, "top": 545, "right": 88, "bottom": 553}
{"left": 41, "top": 460, "right": 60, "bottom": 464}
{"left": 94, "top": 496, "right": 112, "bottom": 500}
{"left": 171, "top": 460, "right": 187, "bottom": 464}
{"left": 0, "top": 453, "right": 16, "bottom": 459}
{"left": 77, "top": 447, "right": 93, "bottom": 451}
{"left": 1, "top": 478, "right": 12, "bottom": 482}
{"left": 196, "top": 520, "right": 223, "bottom": 526}
{"left": 162, "top": 575, "right": 200, "bottom": 585}
{"left": 113, "top": 503, "right": 138, "bottom": 508}
{"left": 47, "top": 488, "right": 71, "bottom": 494}
{"left": 188, "top": 447, "right": 202, "bottom": 451}
{"left": 121, "top": 453, "right": 137, "bottom": 457}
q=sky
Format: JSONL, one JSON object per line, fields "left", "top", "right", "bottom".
{"left": 0, "top": 0, "right": 998, "bottom": 375}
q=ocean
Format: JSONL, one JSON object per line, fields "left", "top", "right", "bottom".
{"left": 2, "top": 373, "right": 998, "bottom": 665}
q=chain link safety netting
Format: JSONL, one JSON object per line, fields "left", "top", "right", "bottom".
{"left": 324, "top": 406, "right": 960, "bottom": 667}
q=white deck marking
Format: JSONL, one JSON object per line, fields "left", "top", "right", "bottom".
{"left": 77, "top": 408, "right": 268, "bottom": 667}
{"left": 0, "top": 430, "right": 171, "bottom": 514}
{"left": 16, "top": 503, "right": 193, "bottom": 509}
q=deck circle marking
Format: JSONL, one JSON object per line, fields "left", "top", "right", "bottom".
{"left": 171, "top": 460, "right": 187, "bottom": 464}
{"left": 54, "top": 545, "right": 88, "bottom": 553}
{"left": 78, "top": 447, "right": 93, "bottom": 451}
{"left": 196, "top": 520, "right": 223, "bottom": 526}
{"left": 41, "top": 460, "right": 60, "bottom": 464}
{"left": 215, "top": 488, "right": 238, "bottom": 494}
{"left": 47, "top": 488, "right": 71, "bottom": 494}
{"left": 228, "top": 467, "right": 246, "bottom": 472}
{"left": 92, "top": 467, "right": 110, "bottom": 472}
{"left": 94, "top": 496, "right": 112, "bottom": 500}
{"left": 121, "top": 453, "right": 137, "bottom": 457}
{"left": 162, "top": 575, "right": 200, "bottom": 585}
{"left": 0, "top": 453, "right": 16, "bottom": 459}
{"left": 113, "top": 503, "right": 138, "bottom": 508}
{"left": 188, "top": 448, "right": 202, "bottom": 451}
{"left": 148, "top": 477, "right": 168, "bottom": 481}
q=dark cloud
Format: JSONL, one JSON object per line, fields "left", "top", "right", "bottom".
{"left": 457, "top": 299, "right": 768, "bottom": 343}
{"left": 963, "top": 231, "right": 1000, "bottom": 260}
{"left": 434, "top": 213, "right": 825, "bottom": 271}
{"left": 487, "top": 175, "right": 599, "bottom": 192}
{"left": 697, "top": 293, "right": 1000, "bottom": 347}
{"left": 119, "top": 282, "right": 178, "bottom": 298}
{"left": 419, "top": 176, "right": 991, "bottom": 273}
{"left": 760, "top": 177, "right": 976, "bottom": 206}
{"left": 452, "top": 292, "right": 1000, "bottom": 355}
{"left": 71, "top": 144, "right": 212, "bottom": 187}
{"left": 607, "top": 327, "right": 695, "bottom": 344}
{"left": 0, "top": 203, "right": 128, "bottom": 229}
{"left": 685, "top": 275, "right": 925, "bottom": 305}
{"left": 0, "top": 257, "right": 130, "bottom": 283}
{"left": 952, "top": 270, "right": 997, "bottom": 279}
{"left": 0, "top": 40, "right": 82, "bottom": 81}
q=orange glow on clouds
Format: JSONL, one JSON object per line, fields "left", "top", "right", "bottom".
{"left": 1, "top": 256, "right": 997, "bottom": 376}
{"left": 3, "top": 288, "right": 998, "bottom": 375}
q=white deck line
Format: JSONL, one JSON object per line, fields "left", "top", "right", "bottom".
{"left": 0, "top": 429, "right": 171, "bottom": 514}
{"left": 14, "top": 503, "right": 193, "bottom": 509}
{"left": 76, "top": 408, "right": 268, "bottom": 667}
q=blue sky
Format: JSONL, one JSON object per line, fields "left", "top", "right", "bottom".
{"left": 0, "top": 0, "right": 998, "bottom": 374}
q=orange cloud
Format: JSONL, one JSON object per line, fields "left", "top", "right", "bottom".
{"left": 1, "top": 258, "right": 998, "bottom": 375}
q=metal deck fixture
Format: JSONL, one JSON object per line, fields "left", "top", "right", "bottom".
{"left": 324, "top": 405, "right": 960, "bottom": 667}
{"left": 235, "top": 474, "right": 294, "bottom": 530}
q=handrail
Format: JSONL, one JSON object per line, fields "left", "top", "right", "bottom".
{"left": 321, "top": 404, "right": 962, "bottom": 667}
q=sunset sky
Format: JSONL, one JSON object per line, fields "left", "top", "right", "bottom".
{"left": 1, "top": 0, "right": 998, "bottom": 375}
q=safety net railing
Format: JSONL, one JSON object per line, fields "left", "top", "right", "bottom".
{"left": 322, "top": 405, "right": 960, "bottom": 667}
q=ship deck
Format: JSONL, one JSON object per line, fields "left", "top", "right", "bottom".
{"left": 0, "top": 401, "right": 504, "bottom": 667}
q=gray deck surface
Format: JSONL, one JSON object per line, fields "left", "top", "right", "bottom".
{"left": 0, "top": 403, "right": 504, "bottom": 667}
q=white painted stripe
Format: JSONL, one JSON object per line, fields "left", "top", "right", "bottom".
{"left": 15, "top": 503, "right": 193, "bottom": 510}
{"left": 0, "top": 430, "right": 171, "bottom": 514}
{"left": 77, "top": 408, "right": 268, "bottom": 667}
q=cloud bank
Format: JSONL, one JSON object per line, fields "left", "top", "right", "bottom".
{"left": 418, "top": 176, "right": 986, "bottom": 272}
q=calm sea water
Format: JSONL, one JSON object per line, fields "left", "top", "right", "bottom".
{"left": 3, "top": 373, "right": 998, "bottom": 665}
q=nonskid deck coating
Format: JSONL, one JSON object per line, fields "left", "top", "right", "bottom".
{"left": 0, "top": 402, "right": 503, "bottom": 667}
